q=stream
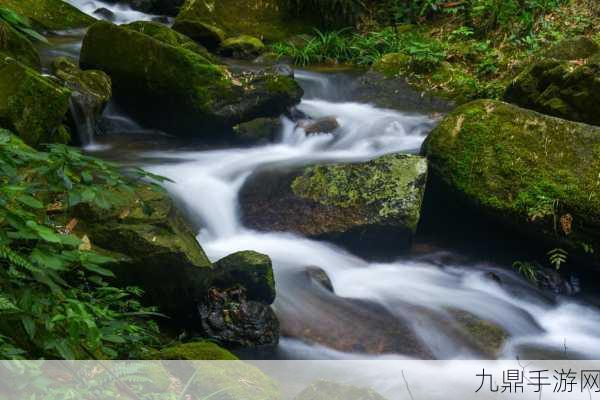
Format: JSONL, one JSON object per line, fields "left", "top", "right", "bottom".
{"left": 52, "top": 1, "right": 600, "bottom": 361}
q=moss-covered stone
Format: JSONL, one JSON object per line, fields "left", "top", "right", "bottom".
{"left": 73, "top": 183, "right": 214, "bottom": 321}
{"left": 241, "top": 154, "right": 428, "bottom": 251}
{"left": 373, "top": 52, "right": 411, "bottom": 77}
{"left": 422, "top": 99, "right": 600, "bottom": 257}
{"left": 0, "top": 58, "right": 71, "bottom": 146}
{"left": 295, "top": 380, "right": 387, "bottom": 400}
{"left": 0, "top": 0, "right": 95, "bottom": 31}
{"left": 175, "top": 0, "right": 308, "bottom": 43}
{"left": 450, "top": 310, "right": 508, "bottom": 357}
{"left": 213, "top": 251, "right": 276, "bottom": 304}
{"left": 233, "top": 117, "right": 282, "bottom": 144}
{"left": 148, "top": 341, "right": 238, "bottom": 360}
{"left": 504, "top": 42, "right": 600, "bottom": 126}
{"left": 220, "top": 35, "right": 265, "bottom": 59}
{"left": 171, "top": 19, "right": 225, "bottom": 50}
{"left": 51, "top": 56, "right": 111, "bottom": 118}
{"left": 80, "top": 21, "right": 302, "bottom": 137}
{"left": 542, "top": 35, "right": 600, "bottom": 61}
{"left": 292, "top": 154, "right": 428, "bottom": 234}
{"left": 0, "top": 22, "right": 40, "bottom": 70}
{"left": 125, "top": 21, "right": 215, "bottom": 62}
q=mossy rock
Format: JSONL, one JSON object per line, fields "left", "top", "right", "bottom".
{"left": 213, "top": 251, "right": 276, "bottom": 304}
{"left": 80, "top": 21, "right": 302, "bottom": 137}
{"left": 294, "top": 380, "right": 387, "bottom": 400}
{"left": 125, "top": 21, "right": 215, "bottom": 62}
{"left": 0, "top": 22, "right": 40, "bottom": 70}
{"left": 147, "top": 341, "right": 238, "bottom": 360}
{"left": 171, "top": 19, "right": 226, "bottom": 50}
{"left": 422, "top": 99, "right": 600, "bottom": 258}
{"left": 373, "top": 52, "right": 411, "bottom": 77}
{"left": 241, "top": 154, "right": 428, "bottom": 251}
{"left": 504, "top": 47, "right": 600, "bottom": 126}
{"left": 220, "top": 35, "right": 265, "bottom": 59}
{"left": 73, "top": 183, "right": 215, "bottom": 322}
{"left": 0, "top": 0, "right": 95, "bottom": 31}
{"left": 449, "top": 310, "right": 508, "bottom": 357}
{"left": 542, "top": 35, "right": 600, "bottom": 61}
{"left": 175, "top": 0, "right": 309, "bottom": 43}
{"left": 0, "top": 58, "right": 71, "bottom": 146}
{"left": 51, "top": 56, "right": 112, "bottom": 118}
{"left": 233, "top": 117, "right": 282, "bottom": 144}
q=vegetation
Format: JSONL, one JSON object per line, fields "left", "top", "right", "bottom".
{"left": 0, "top": 130, "right": 171, "bottom": 359}
{"left": 0, "top": 6, "right": 47, "bottom": 43}
{"left": 274, "top": 0, "right": 597, "bottom": 102}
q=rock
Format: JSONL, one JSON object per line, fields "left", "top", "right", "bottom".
{"left": 241, "top": 154, "right": 428, "bottom": 251}
{"left": 80, "top": 21, "right": 303, "bottom": 137}
{"left": 171, "top": 19, "right": 226, "bottom": 50}
{"left": 212, "top": 250, "right": 276, "bottom": 304}
{"left": 51, "top": 56, "right": 112, "bottom": 121}
{"left": 504, "top": 55, "right": 600, "bottom": 126}
{"left": 0, "top": 0, "right": 95, "bottom": 31}
{"left": 125, "top": 20, "right": 215, "bottom": 61}
{"left": 449, "top": 310, "right": 508, "bottom": 357}
{"left": 198, "top": 287, "right": 279, "bottom": 347}
{"left": 220, "top": 35, "right": 265, "bottom": 59}
{"left": 72, "top": 184, "right": 215, "bottom": 323}
{"left": 93, "top": 7, "right": 116, "bottom": 21}
{"left": 147, "top": 341, "right": 238, "bottom": 360}
{"left": 305, "top": 266, "right": 334, "bottom": 293}
{"left": 0, "top": 21, "right": 41, "bottom": 70}
{"left": 294, "top": 380, "right": 388, "bottom": 400}
{"left": 297, "top": 116, "right": 340, "bottom": 134}
{"left": 0, "top": 58, "right": 71, "bottom": 146}
{"left": 175, "top": 0, "right": 308, "bottom": 43}
{"left": 233, "top": 117, "right": 282, "bottom": 144}
{"left": 541, "top": 35, "right": 600, "bottom": 61}
{"left": 422, "top": 99, "right": 600, "bottom": 258}
{"left": 254, "top": 52, "right": 282, "bottom": 65}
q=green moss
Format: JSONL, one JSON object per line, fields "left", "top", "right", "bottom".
{"left": 0, "top": 0, "right": 95, "bottom": 30}
{"left": 373, "top": 52, "right": 411, "bottom": 77}
{"left": 220, "top": 35, "right": 265, "bottom": 58}
{"left": 292, "top": 154, "right": 428, "bottom": 232}
{"left": 148, "top": 341, "right": 238, "bottom": 360}
{"left": 0, "top": 22, "right": 40, "bottom": 70}
{"left": 0, "top": 58, "right": 71, "bottom": 146}
{"left": 423, "top": 99, "right": 600, "bottom": 253}
{"left": 176, "top": 0, "right": 309, "bottom": 42}
{"left": 542, "top": 35, "right": 600, "bottom": 60}
{"left": 125, "top": 21, "right": 216, "bottom": 62}
{"left": 172, "top": 19, "right": 226, "bottom": 49}
{"left": 214, "top": 251, "right": 276, "bottom": 304}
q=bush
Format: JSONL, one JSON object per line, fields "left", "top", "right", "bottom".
{"left": 0, "top": 131, "right": 166, "bottom": 359}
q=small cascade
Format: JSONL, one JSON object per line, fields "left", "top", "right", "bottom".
{"left": 68, "top": 92, "right": 104, "bottom": 151}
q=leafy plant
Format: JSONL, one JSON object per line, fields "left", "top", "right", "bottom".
{"left": 513, "top": 261, "right": 540, "bottom": 284}
{"left": 0, "top": 7, "right": 47, "bottom": 44}
{"left": 0, "top": 130, "right": 167, "bottom": 359}
{"left": 547, "top": 248, "right": 568, "bottom": 270}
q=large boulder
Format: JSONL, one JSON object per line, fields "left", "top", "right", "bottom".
{"left": 0, "top": 21, "right": 41, "bottom": 70}
{"left": 219, "top": 35, "right": 265, "bottom": 59}
{"left": 0, "top": 0, "right": 95, "bottom": 31}
{"left": 73, "top": 185, "right": 279, "bottom": 342}
{"left": 504, "top": 37, "right": 600, "bottom": 126}
{"left": 80, "top": 21, "right": 303, "bottom": 137}
{"left": 0, "top": 58, "right": 71, "bottom": 146}
{"left": 422, "top": 99, "right": 600, "bottom": 258}
{"left": 175, "top": 0, "right": 308, "bottom": 43}
{"left": 241, "top": 154, "right": 428, "bottom": 251}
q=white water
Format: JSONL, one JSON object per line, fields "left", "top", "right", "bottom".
{"left": 141, "top": 72, "right": 600, "bottom": 360}
{"left": 66, "top": 0, "right": 158, "bottom": 24}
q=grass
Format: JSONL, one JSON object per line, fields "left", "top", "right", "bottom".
{"left": 272, "top": 0, "right": 599, "bottom": 103}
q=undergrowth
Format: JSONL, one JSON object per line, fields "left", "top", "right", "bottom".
{"left": 0, "top": 130, "right": 170, "bottom": 359}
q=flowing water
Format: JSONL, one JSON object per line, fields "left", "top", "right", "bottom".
{"left": 53, "top": 2, "right": 600, "bottom": 360}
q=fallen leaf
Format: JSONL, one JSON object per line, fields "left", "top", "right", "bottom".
{"left": 79, "top": 235, "right": 92, "bottom": 251}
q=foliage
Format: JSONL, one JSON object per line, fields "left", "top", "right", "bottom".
{"left": 0, "top": 7, "right": 47, "bottom": 44}
{"left": 513, "top": 261, "right": 540, "bottom": 284}
{"left": 547, "top": 248, "right": 568, "bottom": 270}
{"left": 0, "top": 130, "right": 168, "bottom": 359}
{"left": 283, "top": 0, "right": 365, "bottom": 26}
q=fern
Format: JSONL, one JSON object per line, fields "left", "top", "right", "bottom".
{"left": 548, "top": 248, "right": 568, "bottom": 270}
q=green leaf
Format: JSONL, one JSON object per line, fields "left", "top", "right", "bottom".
{"left": 81, "top": 262, "right": 115, "bottom": 278}
{"left": 16, "top": 195, "right": 43, "bottom": 209}
{"left": 21, "top": 317, "right": 36, "bottom": 339}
